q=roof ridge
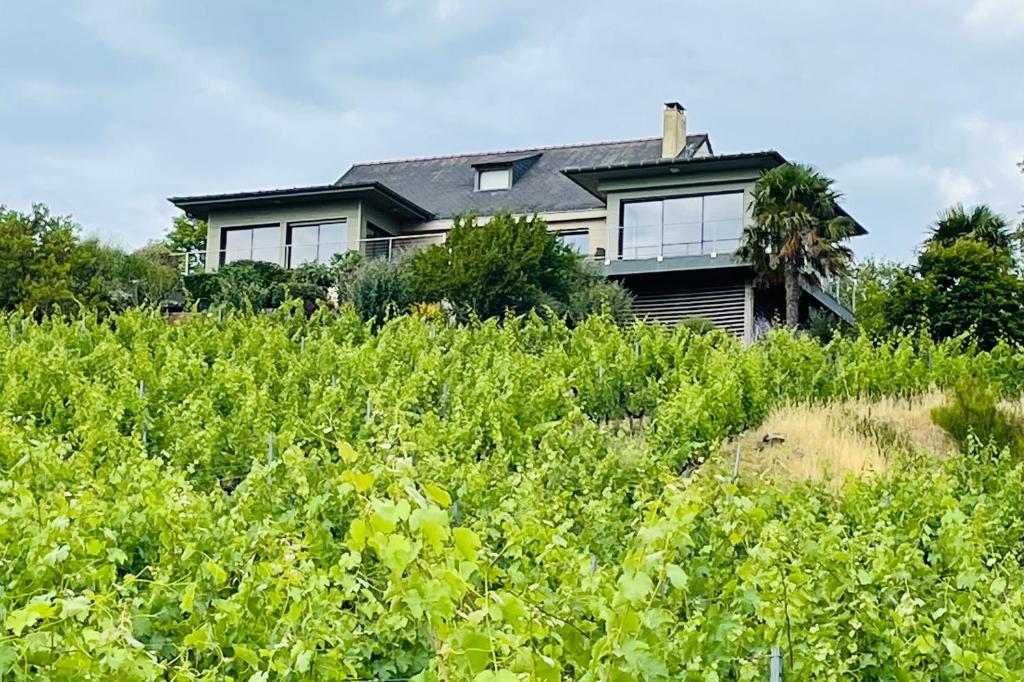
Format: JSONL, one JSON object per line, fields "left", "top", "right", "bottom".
{"left": 347, "top": 134, "right": 708, "bottom": 168}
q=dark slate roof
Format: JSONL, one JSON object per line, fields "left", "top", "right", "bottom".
{"left": 336, "top": 135, "right": 709, "bottom": 219}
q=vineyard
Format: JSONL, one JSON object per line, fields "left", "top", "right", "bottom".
{"left": 2, "top": 306, "right": 1024, "bottom": 680}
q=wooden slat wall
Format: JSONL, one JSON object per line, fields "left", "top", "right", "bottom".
{"left": 632, "top": 283, "right": 747, "bottom": 336}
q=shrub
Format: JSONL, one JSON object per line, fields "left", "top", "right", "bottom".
{"left": 566, "top": 278, "right": 634, "bottom": 327}
{"left": 217, "top": 260, "right": 289, "bottom": 310}
{"left": 679, "top": 317, "right": 718, "bottom": 335}
{"left": 932, "top": 376, "right": 1024, "bottom": 455}
{"left": 407, "top": 212, "right": 580, "bottom": 319}
{"left": 350, "top": 258, "right": 412, "bottom": 324}
{"left": 805, "top": 307, "right": 848, "bottom": 343}
{"left": 182, "top": 272, "right": 219, "bottom": 309}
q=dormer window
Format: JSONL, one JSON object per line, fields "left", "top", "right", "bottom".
{"left": 477, "top": 167, "right": 512, "bottom": 191}
{"left": 471, "top": 152, "right": 541, "bottom": 192}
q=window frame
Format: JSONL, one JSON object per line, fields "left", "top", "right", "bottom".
{"left": 556, "top": 230, "right": 590, "bottom": 256}
{"left": 476, "top": 167, "right": 512, "bottom": 191}
{"left": 285, "top": 218, "right": 349, "bottom": 268}
{"left": 219, "top": 224, "right": 281, "bottom": 266}
{"left": 618, "top": 189, "right": 745, "bottom": 260}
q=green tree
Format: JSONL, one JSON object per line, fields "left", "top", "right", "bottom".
{"left": 927, "top": 204, "right": 1012, "bottom": 252}
{"left": 0, "top": 204, "right": 80, "bottom": 313}
{"left": 851, "top": 258, "right": 911, "bottom": 337}
{"left": 737, "top": 163, "right": 856, "bottom": 326}
{"left": 165, "top": 214, "right": 207, "bottom": 253}
{"left": 883, "top": 238, "right": 1024, "bottom": 348}
{"left": 165, "top": 214, "right": 208, "bottom": 274}
{"left": 407, "top": 212, "right": 580, "bottom": 319}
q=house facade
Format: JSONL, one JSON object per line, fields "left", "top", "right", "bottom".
{"left": 169, "top": 103, "right": 863, "bottom": 340}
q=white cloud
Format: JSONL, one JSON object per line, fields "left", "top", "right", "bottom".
{"left": 966, "top": 0, "right": 1024, "bottom": 34}
{"left": 935, "top": 168, "right": 979, "bottom": 205}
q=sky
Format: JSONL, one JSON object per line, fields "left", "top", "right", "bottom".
{"left": 2, "top": 0, "right": 1022, "bottom": 262}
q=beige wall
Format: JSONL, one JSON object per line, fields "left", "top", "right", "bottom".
{"left": 205, "top": 200, "right": 420, "bottom": 272}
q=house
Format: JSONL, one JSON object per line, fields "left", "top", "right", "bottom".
{"left": 168, "top": 103, "right": 864, "bottom": 340}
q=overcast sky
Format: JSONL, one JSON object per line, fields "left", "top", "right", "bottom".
{"left": 3, "top": 0, "right": 1022, "bottom": 261}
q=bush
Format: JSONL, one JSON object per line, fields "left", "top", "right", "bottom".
{"left": 71, "top": 240, "right": 182, "bottom": 312}
{"left": 350, "top": 258, "right": 412, "bottom": 324}
{"left": 407, "top": 212, "right": 580, "bottom": 319}
{"left": 679, "top": 317, "right": 718, "bottom": 335}
{"left": 805, "top": 307, "right": 848, "bottom": 343}
{"left": 182, "top": 272, "right": 219, "bottom": 309}
{"left": 932, "top": 376, "right": 1024, "bottom": 455}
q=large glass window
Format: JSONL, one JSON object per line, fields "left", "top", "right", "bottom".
{"left": 221, "top": 225, "right": 280, "bottom": 265}
{"left": 557, "top": 231, "right": 590, "bottom": 255}
{"left": 287, "top": 220, "right": 347, "bottom": 266}
{"left": 363, "top": 222, "right": 392, "bottom": 260}
{"left": 620, "top": 192, "right": 743, "bottom": 259}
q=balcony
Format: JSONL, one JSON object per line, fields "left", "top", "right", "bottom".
{"left": 618, "top": 218, "right": 742, "bottom": 261}
{"left": 172, "top": 233, "right": 444, "bottom": 274}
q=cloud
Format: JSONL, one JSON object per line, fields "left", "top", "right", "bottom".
{"left": 965, "top": 0, "right": 1024, "bottom": 35}
{"left": 935, "top": 168, "right": 980, "bottom": 205}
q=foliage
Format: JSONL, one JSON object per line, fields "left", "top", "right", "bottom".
{"left": 678, "top": 316, "right": 718, "bottom": 335}
{"left": 407, "top": 212, "right": 581, "bottom": 319}
{"left": 564, "top": 263, "right": 634, "bottom": 326}
{"left": 848, "top": 258, "right": 909, "bottom": 337}
{"left": 0, "top": 204, "right": 80, "bottom": 313}
{"left": 71, "top": 240, "right": 182, "bottom": 312}
{"left": 165, "top": 215, "right": 208, "bottom": 254}
{"left": 2, "top": 311, "right": 1024, "bottom": 679}
{"left": 349, "top": 257, "right": 413, "bottom": 324}
{"left": 881, "top": 239, "right": 1024, "bottom": 349}
{"left": 928, "top": 203, "right": 1013, "bottom": 253}
{"left": 738, "top": 163, "right": 856, "bottom": 326}
{"left": 932, "top": 375, "right": 1024, "bottom": 455}
{"left": 805, "top": 307, "right": 848, "bottom": 343}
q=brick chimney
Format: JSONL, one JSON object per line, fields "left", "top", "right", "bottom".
{"left": 661, "top": 102, "right": 687, "bottom": 159}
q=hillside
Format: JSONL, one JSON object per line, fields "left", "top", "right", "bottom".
{"left": 2, "top": 307, "right": 1024, "bottom": 680}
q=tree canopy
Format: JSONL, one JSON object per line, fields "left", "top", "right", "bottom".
{"left": 408, "top": 212, "right": 586, "bottom": 320}
{"left": 738, "top": 163, "right": 855, "bottom": 326}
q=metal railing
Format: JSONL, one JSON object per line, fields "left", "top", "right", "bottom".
{"left": 822, "top": 275, "right": 860, "bottom": 313}
{"left": 171, "top": 234, "right": 444, "bottom": 273}
{"left": 618, "top": 219, "right": 742, "bottom": 261}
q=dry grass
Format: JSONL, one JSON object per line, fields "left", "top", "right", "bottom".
{"left": 714, "top": 392, "right": 955, "bottom": 490}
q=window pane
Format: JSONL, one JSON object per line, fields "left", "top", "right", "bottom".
{"left": 289, "top": 225, "right": 319, "bottom": 267}
{"left": 662, "top": 196, "right": 702, "bottom": 257}
{"left": 317, "top": 222, "right": 347, "bottom": 264}
{"left": 249, "top": 226, "right": 280, "bottom": 264}
{"left": 703, "top": 193, "right": 744, "bottom": 252}
{"left": 557, "top": 231, "right": 589, "bottom": 255}
{"left": 622, "top": 201, "right": 662, "bottom": 260}
{"left": 623, "top": 201, "right": 661, "bottom": 228}
{"left": 478, "top": 168, "right": 510, "bottom": 191}
{"left": 222, "top": 229, "right": 251, "bottom": 265}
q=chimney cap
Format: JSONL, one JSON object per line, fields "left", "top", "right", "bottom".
{"left": 664, "top": 101, "right": 685, "bottom": 111}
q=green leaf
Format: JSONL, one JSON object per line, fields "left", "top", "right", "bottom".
{"left": 618, "top": 570, "right": 654, "bottom": 604}
{"left": 59, "top": 595, "right": 91, "bottom": 621}
{"left": 453, "top": 527, "right": 481, "bottom": 562}
{"left": 423, "top": 482, "right": 452, "bottom": 507}
{"left": 180, "top": 583, "right": 197, "bottom": 613}
{"left": 338, "top": 440, "right": 359, "bottom": 463}
{"left": 206, "top": 560, "right": 228, "bottom": 585}
{"left": 410, "top": 506, "right": 450, "bottom": 552}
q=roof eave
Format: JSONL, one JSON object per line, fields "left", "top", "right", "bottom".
{"left": 561, "top": 151, "right": 788, "bottom": 201}
{"left": 168, "top": 182, "right": 434, "bottom": 222}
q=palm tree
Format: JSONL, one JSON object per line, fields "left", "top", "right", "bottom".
{"left": 928, "top": 204, "right": 1011, "bottom": 251}
{"left": 738, "top": 163, "right": 856, "bottom": 327}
